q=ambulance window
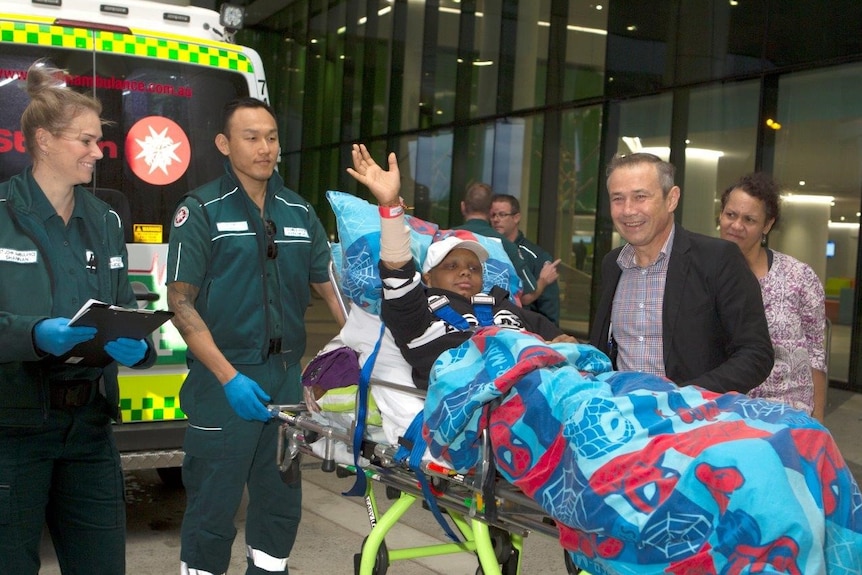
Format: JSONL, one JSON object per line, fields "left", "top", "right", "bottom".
{"left": 91, "top": 54, "right": 249, "bottom": 243}
{"left": 0, "top": 47, "right": 250, "bottom": 244}
{"left": 0, "top": 49, "right": 92, "bottom": 179}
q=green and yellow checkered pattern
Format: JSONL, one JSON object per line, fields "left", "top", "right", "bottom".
{"left": 0, "top": 20, "right": 92, "bottom": 49}
{"left": 119, "top": 373, "right": 188, "bottom": 422}
{"left": 0, "top": 19, "right": 254, "bottom": 73}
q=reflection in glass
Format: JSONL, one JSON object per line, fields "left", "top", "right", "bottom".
{"left": 773, "top": 63, "right": 862, "bottom": 385}
{"left": 685, "top": 81, "right": 758, "bottom": 236}
{"left": 557, "top": 106, "right": 603, "bottom": 332}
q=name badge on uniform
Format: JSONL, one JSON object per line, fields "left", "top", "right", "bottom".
{"left": 0, "top": 248, "right": 37, "bottom": 264}
{"left": 283, "top": 227, "right": 310, "bottom": 238}
{"left": 109, "top": 256, "right": 124, "bottom": 270}
{"left": 216, "top": 221, "right": 249, "bottom": 232}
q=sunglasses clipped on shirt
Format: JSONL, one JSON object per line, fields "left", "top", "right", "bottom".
{"left": 265, "top": 219, "right": 278, "bottom": 259}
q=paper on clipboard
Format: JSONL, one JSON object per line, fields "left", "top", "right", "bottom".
{"left": 63, "top": 299, "right": 174, "bottom": 367}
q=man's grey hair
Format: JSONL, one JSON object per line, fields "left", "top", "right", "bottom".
{"left": 606, "top": 152, "right": 676, "bottom": 196}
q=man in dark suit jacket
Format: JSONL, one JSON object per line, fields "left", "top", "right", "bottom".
{"left": 589, "top": 153, "right": 773, "bottom": 394}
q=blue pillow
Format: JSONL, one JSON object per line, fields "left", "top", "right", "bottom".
{"left": 327, "top": 191, "right": 521, "bottom": 315}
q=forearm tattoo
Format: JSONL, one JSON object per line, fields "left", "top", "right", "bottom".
{"left": 167, "top": 282, "right": 208, "bottom": 337}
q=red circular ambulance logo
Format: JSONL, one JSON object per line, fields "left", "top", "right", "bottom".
{"left": 125, "top": 116, "right": 191, "bottom": 185}
{"left": 174, "top": 206, "right": 190, "bottom": 227}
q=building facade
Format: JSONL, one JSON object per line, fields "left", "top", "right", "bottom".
{"left": 231, "top": 0, "right": 862, "bottom": 390}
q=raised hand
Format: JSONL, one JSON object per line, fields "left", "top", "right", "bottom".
{"left": 346, "top": 143, "right": 401, "bottom": 205}
{"left": 539, "top": 259, "right": 561, "bottom": 286}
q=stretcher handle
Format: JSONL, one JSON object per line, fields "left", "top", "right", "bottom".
{"left": 268, "top": 403, "right": 306, "bottom": 415}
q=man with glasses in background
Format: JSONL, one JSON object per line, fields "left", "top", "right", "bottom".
{"left": 454, "top": 182, "right": 545, "bottom": 306}
{"left": 491, "top": 193, "right": 561, "bottom": 325}
{"left": 166, "top": 97, "right": 345, "bottom": 575}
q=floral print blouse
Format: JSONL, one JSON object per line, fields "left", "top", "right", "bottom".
{"left": 748, "top": 250, "right": 827, "bottom": 413}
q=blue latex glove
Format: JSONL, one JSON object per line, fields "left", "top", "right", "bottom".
{"left": 104, "top": 337, "right": 148, "bottom": 367}
{"left": 223, "top": 372, "right": 274, "bottom": 422}
{"left": 34, "top": 317, "right": 97, "bottom": 356}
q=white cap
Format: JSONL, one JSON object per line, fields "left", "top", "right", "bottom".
{"left": 422, "top": 236, "right": 489, "bottom": 272}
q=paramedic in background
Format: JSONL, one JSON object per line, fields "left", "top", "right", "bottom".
{"left": 588, "top": 152, "right": 773, "bottom": 394}
{"left": 0, "top": 61, "right": 156, "bottom": 575}
{"left": 454, "top": 182, "right": 544, "bottom": 306}
{"left": 718, "top": 172, "right": 827, "bottom": 420}
{"left": 166, "top": 97, "right": 345, "bottom": 575}
{"left": 491, "top": 193, "right": 562, "bottom": 325}
{"left": 346, "top": 143, "right": 574, "bottom": 389}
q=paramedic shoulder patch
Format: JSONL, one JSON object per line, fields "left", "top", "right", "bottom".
{"left": 174, "top": 206, "right": 189, "bottom": 227}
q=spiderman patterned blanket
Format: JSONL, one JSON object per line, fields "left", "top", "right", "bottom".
{"left": 423, "top": 327, "right": 862, "bottom": 575}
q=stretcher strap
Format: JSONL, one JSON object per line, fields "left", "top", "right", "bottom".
{"left": 431, "top": 298, "right": 494, "bottom": 331}
{"left": 342, "top": 322, "right": 386, "bottom": 497}
{"left": 395, "top": 412, "right": 461, "bottom": 543}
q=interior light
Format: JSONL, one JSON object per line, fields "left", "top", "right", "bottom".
{"left": 729, "top": 0, "right": 739, "bottom": 5}
{"left": 799, "top": 180, "right": 806, "bottom": 186}
{"left": 829, "top": 222, "right": 860, "bottom": 229}
{"left": 782, "top": 194, "right": 835, "bottom": 205}
{"left": 765, "top": 118, "right": 782, "bottom": 130}
{"left": 640, "top": 146, "right": 725, "bottom": 160}
{"left": 626, "top": 25, "right": 637, "bottom": 31}
{"left": 568, "top": 24, "right": 607, "bottom": 35}
{"left": 473, "top": 60, "right": 494, "bottom": 67}
{"left": 536, "top": 20, "right": 607, "bottom": 35}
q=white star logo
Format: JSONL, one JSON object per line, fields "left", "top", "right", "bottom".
{"left": 134, "top": 125, "right": 183, "bottom": 176}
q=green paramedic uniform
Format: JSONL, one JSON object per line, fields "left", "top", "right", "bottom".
{"left": 167, "top": 164, "right": 331, "bottom": 575}
{"left": 514, "top": 231, "right": 561, "bottom": 325}
{"left": 0, "top": 168, "right": 156, "bottom": 575}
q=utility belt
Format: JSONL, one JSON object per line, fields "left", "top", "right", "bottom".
{"left": 49, "top": 378, "right": 99, "bottom": 410}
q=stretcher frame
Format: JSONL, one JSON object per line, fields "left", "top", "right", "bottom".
{"left": 271, "top": 263, "right": 580, "bottom": 575}
{"left": 272, "top": 401, "right": 584, "bottom": 575}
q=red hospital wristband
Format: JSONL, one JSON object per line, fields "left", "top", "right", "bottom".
{"left": 378, "top": 204, "right": 404, "bottom": 218}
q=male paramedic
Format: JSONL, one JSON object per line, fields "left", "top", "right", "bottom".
{"left": 167, "top": 97, "right": 345, "bottom": 575}
{"left": 346, "top": 143, "right": 574, "bottom": 389}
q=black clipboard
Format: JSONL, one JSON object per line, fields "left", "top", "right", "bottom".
{"left": 62, "top": 299, "right": 174, "bottom": 367}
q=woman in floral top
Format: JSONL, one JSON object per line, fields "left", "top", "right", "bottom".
{"left": 718, "top": 172, "right": 827, "bottom": 420}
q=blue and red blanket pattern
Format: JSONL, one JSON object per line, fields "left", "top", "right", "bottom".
{"left": 423, "top": 327, "right": 862, "bottom": 575}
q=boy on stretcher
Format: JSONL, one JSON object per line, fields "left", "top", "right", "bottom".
{"left": 346, "top": 143, "right": 576, "bottom": 391}
{"left": 347, "top": 144, "right": 862, "bottom": 574}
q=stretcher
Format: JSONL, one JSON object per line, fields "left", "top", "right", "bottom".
{"left": 272, "top": 262, "right": 862, "bottom": 575}
{"left": 270, "top": 262, "right": 579, "bottom": 575}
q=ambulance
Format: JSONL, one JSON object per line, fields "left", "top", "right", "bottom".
{"left": 0, "top": 0, "right": 268, "bottom": 483}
